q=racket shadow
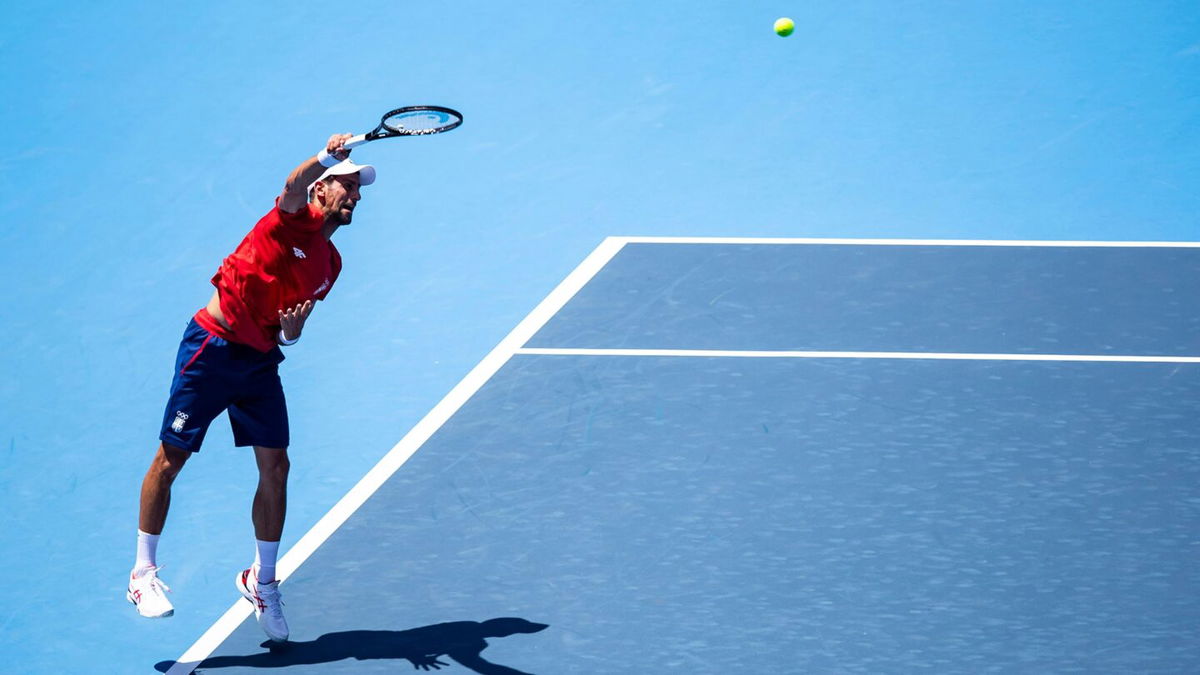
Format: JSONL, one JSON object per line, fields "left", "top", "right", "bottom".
{"left": 155, "top": 617, "right": 549, "bottom": 674}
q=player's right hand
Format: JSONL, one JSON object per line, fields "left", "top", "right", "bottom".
{"left": 326, "top": 133, "right": 353, "bottom": 161}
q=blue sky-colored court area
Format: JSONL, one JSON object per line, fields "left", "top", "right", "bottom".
{"left": 1, "top": 2, "right": 1198, "bottom": 673}
{"left": 165, "top": 239, "right": 1200, "bottom": 673}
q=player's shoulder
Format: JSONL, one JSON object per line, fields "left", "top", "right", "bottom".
{"left": 259, "top": 201, "right": 324, "bottom": 235}
{"left": 282, "top": 202, "right": 325, "bottom": 228}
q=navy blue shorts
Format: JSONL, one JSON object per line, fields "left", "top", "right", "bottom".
{"left": 159, "top": 319, "right": 288, "bottom": 452}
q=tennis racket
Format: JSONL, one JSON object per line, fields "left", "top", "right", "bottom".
{"left": 343, "top": 106, "right": 463, "bottom": 148}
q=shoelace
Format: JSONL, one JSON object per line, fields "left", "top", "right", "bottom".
{"left": 257, "top": 583, "right": 285, "bottom": 617}
{"left": 138, "top": 565, "right": 172, "bottom": 595}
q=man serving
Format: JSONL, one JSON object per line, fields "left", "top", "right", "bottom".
{"left": 127, "top": 133, "right": 375, "bottom": 642}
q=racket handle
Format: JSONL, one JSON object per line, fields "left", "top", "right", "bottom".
{"left": 343, "top": 134, "right": 368, "bottom": 150}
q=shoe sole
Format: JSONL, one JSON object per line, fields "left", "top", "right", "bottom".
{"left": 236, "top": 572, "right": 288, "bottom": 642}
{"left": 127, "top": 590, "right": 173, "bottom": 618}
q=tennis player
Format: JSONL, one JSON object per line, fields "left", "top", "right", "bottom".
{"left": 127, "top": 133, "right": 375, "bottom": 643}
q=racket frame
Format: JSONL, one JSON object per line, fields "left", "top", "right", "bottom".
{"left": 344, "top": 105, "right": 463, "bottom": 148}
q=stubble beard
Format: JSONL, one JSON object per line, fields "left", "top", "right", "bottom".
{"left": 328, "top": 205, "right": 352, "bottom": 226}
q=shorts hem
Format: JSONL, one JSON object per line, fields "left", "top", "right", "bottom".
{"left": 159, "top": 433, "right": 202, "bottom": 453}
{"left": 233, "top": 438, "right": 290, "bottom": 449}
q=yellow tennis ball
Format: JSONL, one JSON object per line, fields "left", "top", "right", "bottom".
{"left": 774, "top": 17, "right": 795, "bottom": 37}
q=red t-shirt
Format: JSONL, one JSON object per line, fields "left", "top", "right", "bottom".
{"left": 194, "top": 202, "right": 341, "bottom": 352}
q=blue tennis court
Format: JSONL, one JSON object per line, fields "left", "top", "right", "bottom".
{"left": 157, "top": 238, "right": 1200, "bottom": 673}
{"left": 3, "top": 4, "right": 1198, "bottom": 673}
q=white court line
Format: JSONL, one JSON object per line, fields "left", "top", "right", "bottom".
{"left": 616, "top": 236, "right": 1200, "bottom": 247}
{"left": 516, "top": 348, "right": 1200, "bottom": 364}
{"left": 166, "top": 237, "right": 627, "bottom": 674}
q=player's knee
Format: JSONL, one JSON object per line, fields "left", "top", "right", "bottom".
{"left": 256, "top": 449, "right": 290, "bottom": 483}
{"left": 272, "top": 455, "right": 290, "bottom": 479}
{"left": 154, "top": 443, "right": 190, "bottom": 479}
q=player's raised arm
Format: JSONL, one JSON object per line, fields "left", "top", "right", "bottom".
{"left": 278, "top": 134, "right": 353, "bottom": 213}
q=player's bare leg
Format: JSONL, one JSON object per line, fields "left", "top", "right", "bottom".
{"left": 139, "top": 443, "right": 190, "bottom": 534}
{"left": 129, "top": 443, "right": 189, "bottom": 618}
{"left": 238, "top": 446, "right": 291, "bottom": 641}
{"left": 251, "top": 446, "right": 289, "bottom": 542}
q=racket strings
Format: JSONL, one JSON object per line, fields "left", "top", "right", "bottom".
{"left": 383, "top": 110, "right": 461, "bottom": 135}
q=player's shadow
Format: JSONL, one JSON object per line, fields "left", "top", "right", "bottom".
{"left": 155, "top": 617, "right": 549, "bottom": 674}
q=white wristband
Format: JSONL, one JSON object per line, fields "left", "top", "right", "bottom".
{"left": 278, "top": 330, "right": 300, "bottom": 346}
{"left": 316, "top": 148, "right": 340, "bottom": 168}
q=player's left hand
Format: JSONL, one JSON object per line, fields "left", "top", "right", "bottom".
{"left": 279, "top": 300, "right": 315, "bottom": 342}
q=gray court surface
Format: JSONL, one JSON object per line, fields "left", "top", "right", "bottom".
{"left": 180, "top": 241, "right": 1200, "bottom": 673}
{"left": 529, "top": 243, "right": 1199, "bottom": 354}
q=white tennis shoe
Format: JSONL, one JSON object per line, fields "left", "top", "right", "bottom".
{"left": 237, "top": 567, "right": 289, "bottom": 642}
{"left": 128, "top": 566, "right": 174, "bottom": 618}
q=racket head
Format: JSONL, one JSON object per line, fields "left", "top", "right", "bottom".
{"left": 378, "top": 106, "right": 463, "bottom": 137}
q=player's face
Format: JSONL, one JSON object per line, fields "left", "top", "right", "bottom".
{"left": 322, "top": 175, "right": 362, "bottom": 225}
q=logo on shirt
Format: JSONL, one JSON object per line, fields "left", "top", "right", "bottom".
{"left": 171, "top": 411, "right": 190, "bottom": 433}
{"left": 292, "top": 247, "right": 307, "bottom": 259}
{"left": 314, "top": 278, "right": 329, "bottom": 296}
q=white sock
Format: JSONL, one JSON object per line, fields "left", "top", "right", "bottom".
{"left": 135, "top": 530, "right": 159, "bottom": 572}
{"left": 254, "top": 539, "right": 280, "bottom": 583}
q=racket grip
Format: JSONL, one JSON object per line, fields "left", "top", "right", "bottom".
{"left": 343, "top": 134, "right": 368, "bottom": 150}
